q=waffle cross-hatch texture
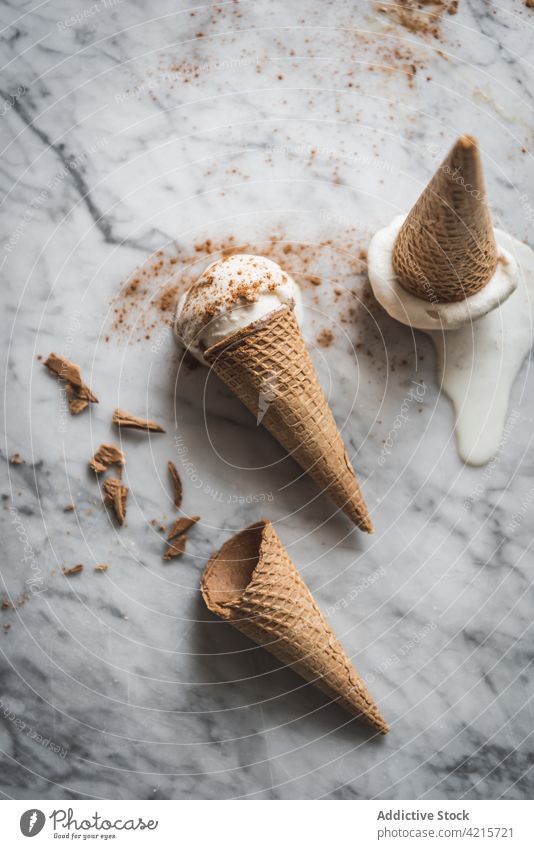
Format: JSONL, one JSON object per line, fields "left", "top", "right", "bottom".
{"left": 204, "top": 306, "right": 372, "bottom": 532}
{"left": 392, "top": 135, "right": 498, "bottom": 304}
{"left": 201, "top": 520, "right": 388, "bottom": 733}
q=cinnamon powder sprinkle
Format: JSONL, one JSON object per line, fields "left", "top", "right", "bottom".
{"left": 112, "top": 408, "right": 165, "bottom": 432}
{"left": 168, "top": 461, "right": 183, "bottom": 509}
{"left": 317, "top": 329, "right": 334, "bottom": 348}
{"left": 109, "top": 232, "right": 369, "bottom": 343}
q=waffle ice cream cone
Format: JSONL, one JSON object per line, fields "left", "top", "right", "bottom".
{"left": 204, "top": 306, "right": 372, "bottom": 532}
{"left": 201, "top": 520, "right": 388, "bottom": 732}
{"left": 393, "top": 135, "right": 498, "bottom": 303}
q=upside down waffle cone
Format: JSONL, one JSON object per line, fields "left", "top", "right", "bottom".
{"left": 204, "top": 306, "right": 372, "bottom": 532}
{"left": 392, "top": 135, "right": 498, "bottom": 303}
{"left": 201, "top": 520, "right": 388, "bottom": 732}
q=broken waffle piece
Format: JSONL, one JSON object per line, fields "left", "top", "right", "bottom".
{"left": 163, "top": 535, "right": 188, "bottom": 561}
{"left": 167, "top": 515, "right": 200, "bottom": 541}
{"left": 43, "top": 353, "right": 98, "bottom": 410}
{"left": 89, "top": 443, "right": 125, "bottom": 474}
{"left": 167, "top": 461, "right": 183, "bottom": 509}
{"left": 112, "top": 408, "right": 165, "bottom": 432}
{"left": 63, "top": 564, "right": 83, "bottom": 576}
{"left": 68, "top": 396, "right": 89, "bottom": 415}
{"left": 103, "top": 477, "right": 128, "bottom": 525}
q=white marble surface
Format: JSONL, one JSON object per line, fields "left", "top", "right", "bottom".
{"left": 1, "top": 0, "right": 534, "bottom": 800}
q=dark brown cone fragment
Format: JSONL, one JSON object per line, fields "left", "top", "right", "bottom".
{"left": 89, "top": 443, "right": 125, "bottom": 474}
{"left": 103, "top": 477, "right": 128, "bottom": 525}
{"left": 112, "top": 408, "right": 165, "bottom": 432}
{"left": 163, "top": 535, "right": 188, "bottom": 561}
{"left": 43, "top": 353, "right": 98, "bottom": 411}
{"left": 167, "top": 515, "right": 200, "bottom": 541}
{"left": 63, "top": 564, "right": 83, "bottom": 576}
{"left": 167, "top": 461, "right": 183, "bottom": 509}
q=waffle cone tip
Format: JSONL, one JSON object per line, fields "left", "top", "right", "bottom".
{"left": 392, "top": 134, "right": 498, "bottom": 303}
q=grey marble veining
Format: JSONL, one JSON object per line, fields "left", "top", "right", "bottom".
{"left": 1, "top": 0, "right": 533, "bottom": 800}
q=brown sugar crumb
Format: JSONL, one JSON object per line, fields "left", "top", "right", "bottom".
{"left": 167, "top": 515, "right": 199, "bottom": 541}
{"left": 168, "top": 461, "right": 183, "bottom": 509}
{"left": 317, "top": 329, "right": 334, "bottom": 348}
{"left": 163, "top": 534, "right": 188, "bottom": 561}
{"left": 9, "top": 453, "right": 24, "bottom": 465}
{"left": 3, "top": 623, "right": 11, "bottom": 632}
{"left": 94, "top": 563, "right": 109, "bottom": 572}
{"left": 103, "top": 477, "right": 128, "bottom": 525}
{"left": 112, "top": 408, "right": 165, "bottom": 432}
{"left": 1, "top": 599, "right": 12, "bottom": 610}
{"left": 63, "top": 504, "right": 76, "bottom": 512}
{"left": 63, "top": 564, "right": 84, "bottom": 576}
{"left": 43, "top": 353, "right": 98, "bottom": 412}
{"left": 90, "top": 443, "right": 125, "bottom": 474}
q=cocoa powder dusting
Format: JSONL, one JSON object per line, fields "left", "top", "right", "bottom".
{"left": 109, "top": 231, "right": 370, "bottom": 343}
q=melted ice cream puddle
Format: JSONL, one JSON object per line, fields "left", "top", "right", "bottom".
{"left": 369, "top": 221, "right": 534, "bottom": 465}
{"left": 429, "top": 232, "right": 533, "bottom": 465}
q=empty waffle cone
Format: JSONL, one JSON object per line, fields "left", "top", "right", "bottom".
{"left": 392, "top": 135, "right": 498, "bottom": 303}
{"left": 204, "top": 306, "right": 372, "bottom": 532}
{"left": 201, "top": 520, "right": 388, "bottom": 732}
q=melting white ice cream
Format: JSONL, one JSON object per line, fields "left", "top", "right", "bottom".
{"left": 369, "top": 217, "right": 534, "bottom": 465}
{"left": 175, "top": 254, "right": 303, "bottom": 364}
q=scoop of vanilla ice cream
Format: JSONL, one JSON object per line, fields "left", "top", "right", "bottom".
{"left": 174, "top": 254, "right": 303, "bottom": 363}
